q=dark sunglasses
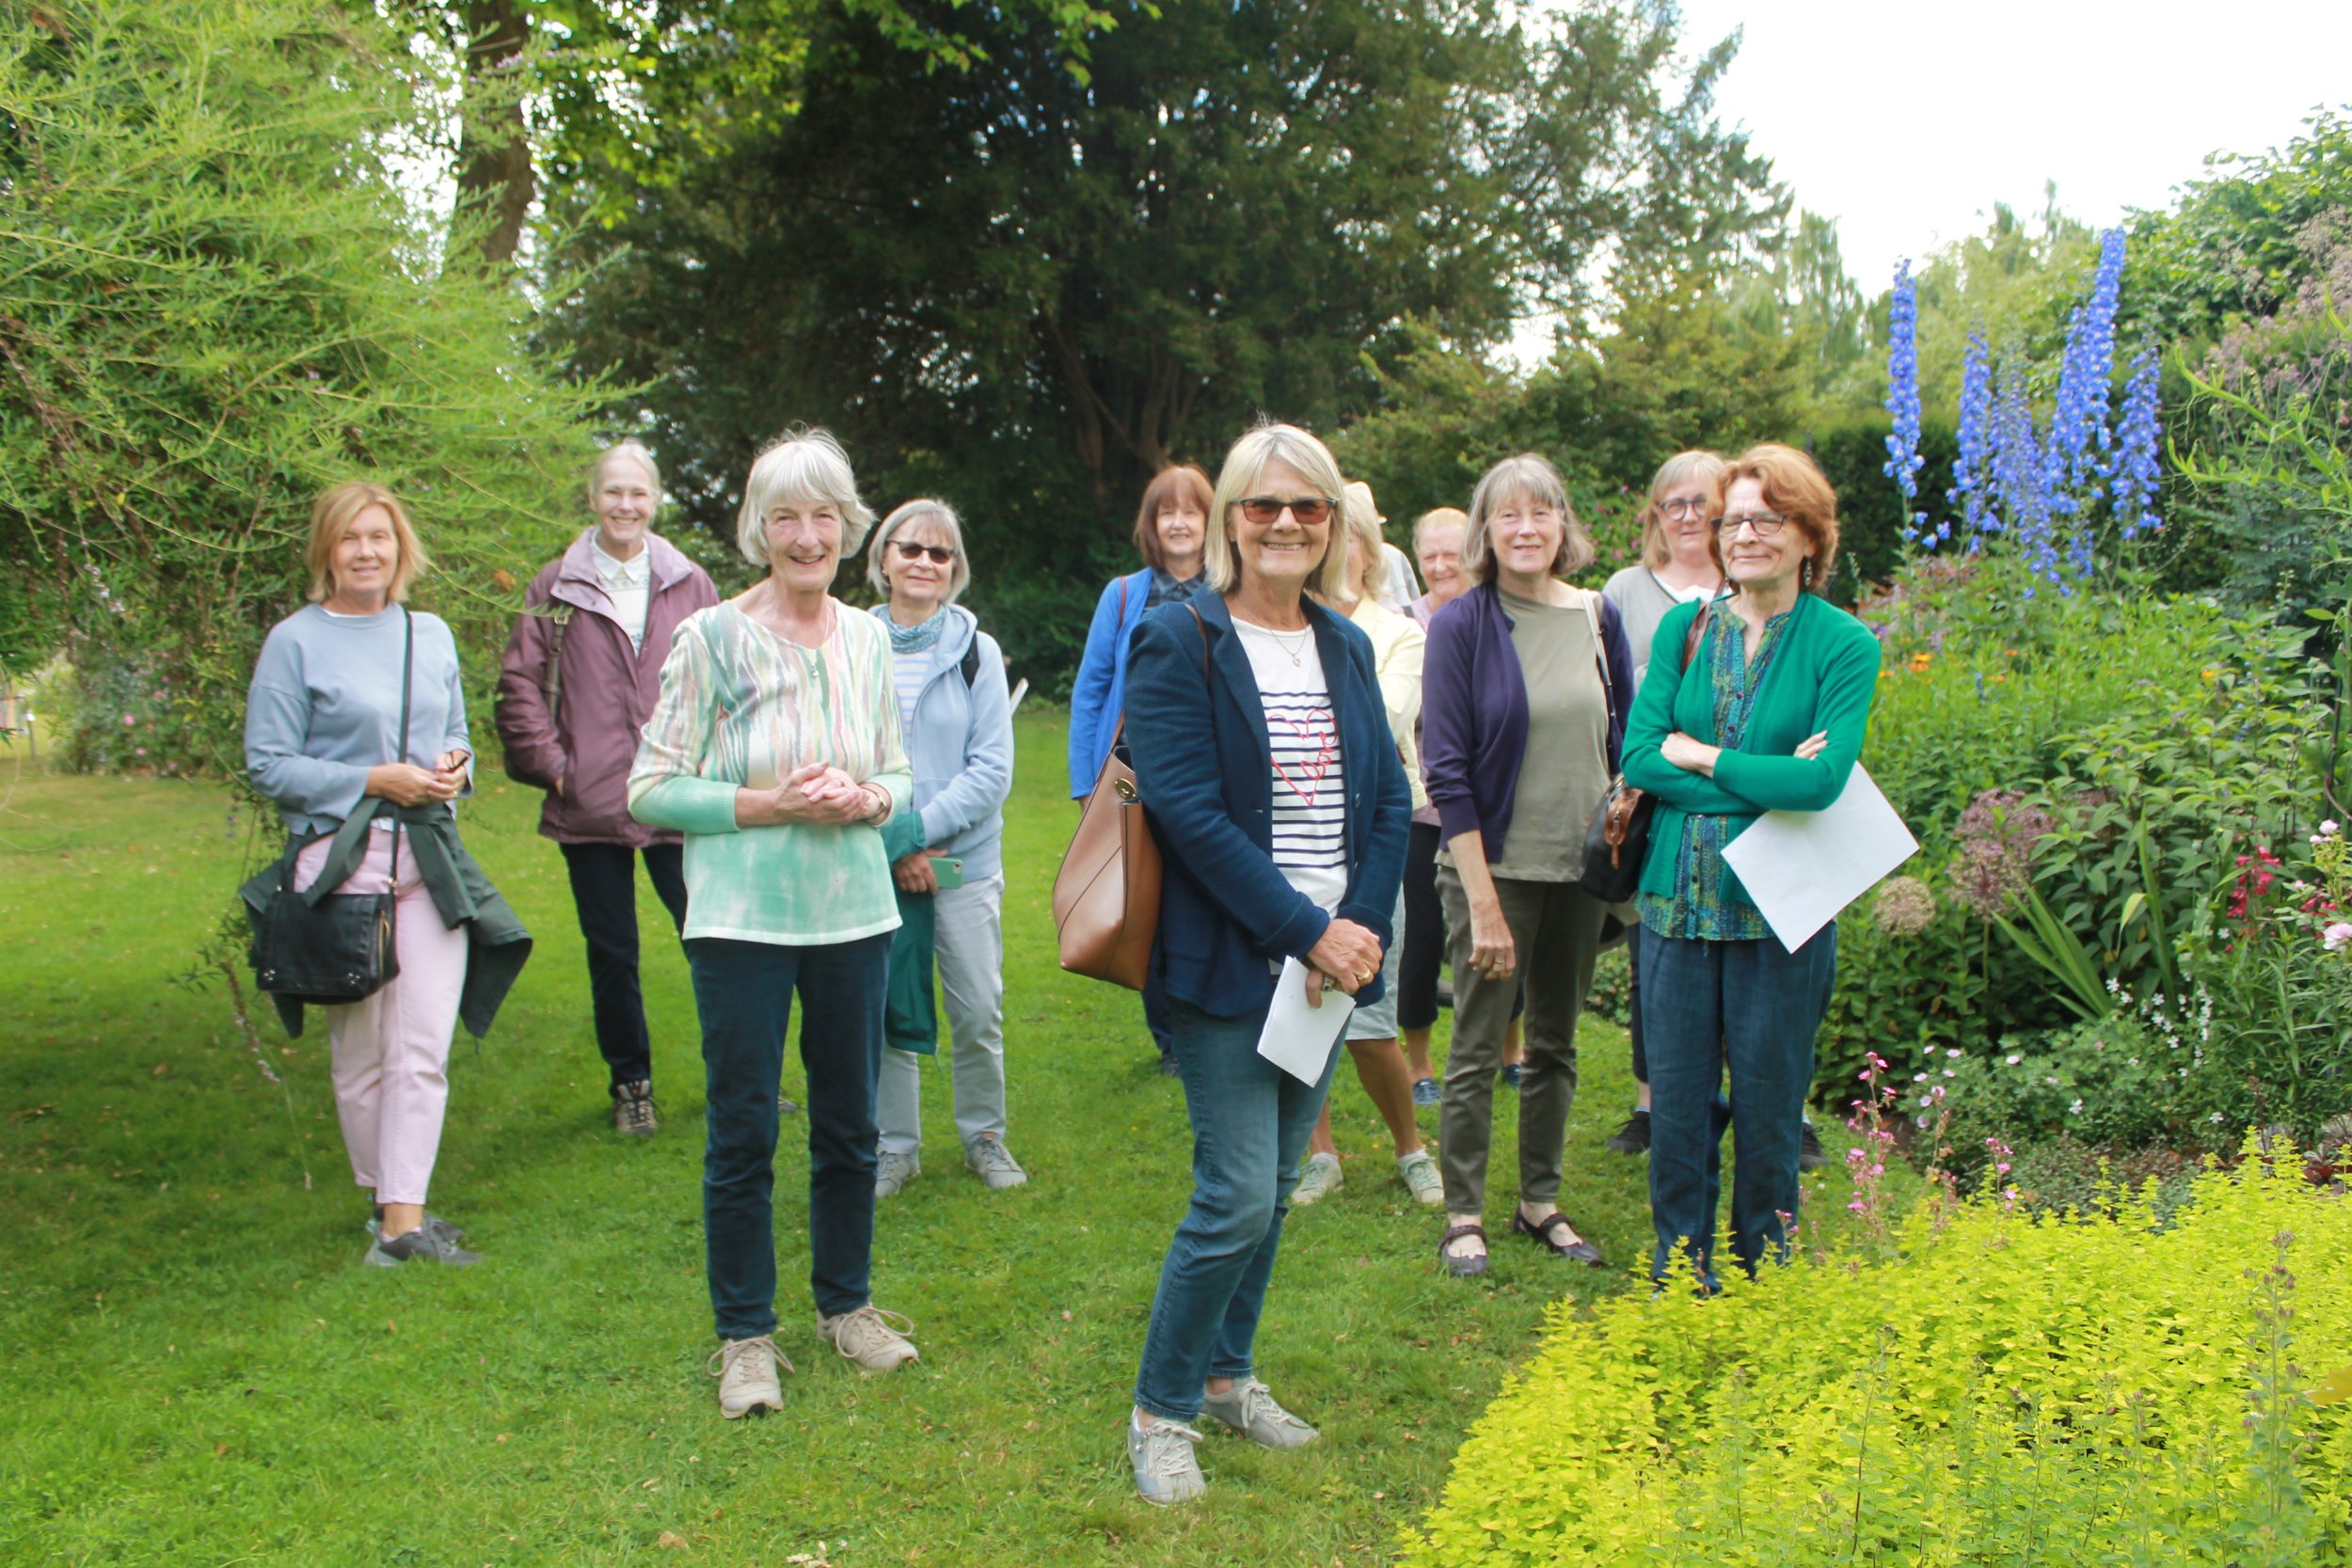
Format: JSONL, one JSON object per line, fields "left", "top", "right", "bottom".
{"left": 1235, "top": 496, "right": 1335, "bottom": 526}
{"left": 891, "top": 540, "right": 956, "bottom": 564}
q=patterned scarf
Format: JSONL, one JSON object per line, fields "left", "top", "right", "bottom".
{"left": 885, "top": 605, "right": 950, "bottom": 656}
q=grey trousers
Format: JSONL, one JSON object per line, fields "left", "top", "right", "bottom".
{"left": 877, "top": 872, "right": 1009, "bottom": 1157}
{"left": 1436, "top": 866, "right": 1607, "bottom": 1212}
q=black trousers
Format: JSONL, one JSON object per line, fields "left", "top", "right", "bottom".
{"left": 1628, "top": 927, "right": 1648, "bottom": 1086}
{"left": 1399, "top": 820, "right": 1445, "bottom": 1033}
{"left": 561, "top": 841, "right": 689, "bottom": 1089}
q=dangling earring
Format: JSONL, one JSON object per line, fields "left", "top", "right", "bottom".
{"left": 1801, "top": 557, "right": 1814, "bottom": 591}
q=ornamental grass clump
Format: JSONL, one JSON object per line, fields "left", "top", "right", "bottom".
{"left": 1406, "top": 1148, "right": 2352, "bottom": 1566}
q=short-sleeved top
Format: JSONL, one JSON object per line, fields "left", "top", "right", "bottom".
{"left": 1231, "top": 616, "right": 1348, "bottom": 917}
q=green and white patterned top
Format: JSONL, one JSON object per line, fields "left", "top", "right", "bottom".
{"left": 628, "top": 599, "right": 914, "bottom": 946}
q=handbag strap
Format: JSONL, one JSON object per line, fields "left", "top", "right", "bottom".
{"left": 284, "top": 609, "right": 414, "bottom": 902}
{"left": 1679, "top": 597, "right": 1712, "bottom": 674}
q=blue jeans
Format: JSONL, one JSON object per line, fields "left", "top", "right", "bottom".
{"left": 1638, "top": 923, "right": 1836, "bottom": 1288}
{"left": 687, "top": 933, "right": 890, "bottom": 1338}
{"left": 1133, "top": 995, "right": 1341, "bottom": 1421}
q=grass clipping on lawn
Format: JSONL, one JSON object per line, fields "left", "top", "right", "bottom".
{"left": 1406, "top": 1145, "right": 2352, "bottom": 1566}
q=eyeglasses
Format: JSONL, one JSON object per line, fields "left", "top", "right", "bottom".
{"left": 1712, "top": 513, "right": 1789, "bottom": 537}
{"left": 1659, "top": 497, "right": 1708, "bottom": 518}
{"left": 891, "top": 540, "right": 956, "bottom": 564}
{"left": 1236, "top": 496, "right": 1334, "bottom": 526}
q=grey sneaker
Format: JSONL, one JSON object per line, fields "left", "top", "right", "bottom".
{"left": 365, "top": 1227, "right": 479, "bottom": 1268}
{"left": 1200, "top": 1377, "right": 1318, "bottom": 1449}
{"left": 964, "top": 1135, "right": 1028, "bottom": 1190}
{"left": 874, "top": 1150, "right": 920, "bottom": 1197}
{"left": 818, "top": 1304, "right": 919, "bottom": 1372}
{"left": 1397, "top": 1148, "right": 1444, "bottom": 1206}
{"left": 707, "top": 1335, "right": 788, "bottom": 1419}
{"left": 1799, "top": 1120, "right": 1827, "bottom": 1172}
{"left": 1291, "top": 1150, "right": 1343, "bottom": 1207}
{"left": 1411, "top": 1076, "right": 1441, "bottom": 1107}
{"left": 368, "top": 1205, "right": 464, "bottom": 1245}
{"left": 1127, "top": 1415, "right": 1206, "bottom": 1506}
{"left": 613, "top": 1079, "right": 658, "bottom": 1136}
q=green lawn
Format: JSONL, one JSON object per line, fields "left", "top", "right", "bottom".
{"left": 0, "top": 717, "right": 1883, "bottom": 1566}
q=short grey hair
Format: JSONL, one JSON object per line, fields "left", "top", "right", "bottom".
{"left": 866, "top": 498, "right": 973, "bottom": 604}
{"left": 1204, "top": 422, "right": 1351, "bottom": 600}
{"left": 589, "top": 438, "right": 662, "bottom": 508}
{"left": 1461, "top": 453, "right": 1594, "bottom": 584}
{"left": 735, "top": 427, "right": 876, "bottom": 567}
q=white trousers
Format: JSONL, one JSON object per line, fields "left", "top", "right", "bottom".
{"left": 877, "top": 872, "right": 1008, "bottom": 1156}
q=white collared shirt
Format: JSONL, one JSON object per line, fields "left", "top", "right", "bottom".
{"left": 591, "top": 536, "right": 653, "bottom": 651}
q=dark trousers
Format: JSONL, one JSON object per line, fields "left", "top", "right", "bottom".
{"left": 560, "top": 841, "right": 688, "bottom": 1089}
{"left": 1143, "top": 968, "right": 1175, "bottom": 1057}
{"left": 1398, "top": 820, "right": 1444, "bottom": 1033}
{"left": 1639, "top": 923, "right": 1836, "bottom": 1288}
{"left": 1627, "top": 928, "right": 1647, "bottom": 1086}
{"left": 686, "top": 933, "right": 890, "bottom": 1338}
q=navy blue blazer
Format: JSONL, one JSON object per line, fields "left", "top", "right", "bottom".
{"left": 1125, "top": 592, "right": 1413, "bottom": 1020}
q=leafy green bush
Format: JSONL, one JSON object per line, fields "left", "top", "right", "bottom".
{"left": 1407, "top": 1152, "right": 2352, "bottom": 1566}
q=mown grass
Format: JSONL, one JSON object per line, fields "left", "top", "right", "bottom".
{"left": 0, "top": 717, "right": 1897, "bottom": 1567}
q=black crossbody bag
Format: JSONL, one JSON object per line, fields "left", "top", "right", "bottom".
{"left": 248, "top": 610, "right": 411, "bottom": 1006}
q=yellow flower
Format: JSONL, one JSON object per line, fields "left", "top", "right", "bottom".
{"left": 1907, "top": 653, "right": 1932, "bottom": 674}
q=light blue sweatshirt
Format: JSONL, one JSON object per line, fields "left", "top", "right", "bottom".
{"left": 245, "top": 605, "right": 472, "bottom": 837}
{"left": 871, "top": 603, "right": 1013, "bottom": 880}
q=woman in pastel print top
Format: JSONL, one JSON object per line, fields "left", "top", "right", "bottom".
{"left": 628, "top": 429, "right": 917, "bottom": 1420}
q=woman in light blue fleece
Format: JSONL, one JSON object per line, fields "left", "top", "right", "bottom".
{"left": 866, "top": 499, "right": 1021, "bottom": 1197}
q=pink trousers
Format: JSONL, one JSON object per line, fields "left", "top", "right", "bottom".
{"left": 294, "top": 832, "right": 469, "bottom": 1205}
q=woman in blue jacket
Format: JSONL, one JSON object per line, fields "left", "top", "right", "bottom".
{"left": 1119, "top": 424, "right": 1411, "bottom": 1506}
{"left": 1067, "top": 464, "right": 1215, "bottom": 1072}
{"left": 865, "top": 499, "right": 1022, "bottom": 1197}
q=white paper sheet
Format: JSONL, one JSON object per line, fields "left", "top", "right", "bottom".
{"left": 1256, "top": 957, "right": 1355, "bottom": 1085}
{"left": 1718, "top": 764, "right": 1919, "bottom": 953}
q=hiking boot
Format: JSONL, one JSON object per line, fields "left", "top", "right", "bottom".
{"left": 1291, "top": 1151, "right": 1343, "bottom": 1207}
{"left": 1410, "top": 1076, "right": 1441, "bottom": 1107}
{"left": 1397, "top": 1148, "right": 1444, "bottom": 1206}
{"left": 818, "top": 1304, "right": 919, "bottom": 1373}
{"left": 964, "top": 1135, "right": 1028, "bottom": 1190}
{"left": 874, "top": 1150, "right": 919, "bottom": 1198}
{"left": 1605, "top": 1109, "right": 1651, "bottom": 1156}
{"left": 365, "top": 1227, "right": 479, "bottom": 1268}
{"left": 369, "top": 1205, "right": 463, "bottom": 1245}
{"left": 1127, "top": 1415, "right": 1206, "bottom": 1506}
{"left": 1799, "top": 1120, "right": 1827, "bottom": 1172}
{"left": 1201, "top": 1376, "right": 1319, "bottom": 1449}
{"left": 613, "top": 1080, "right": 658, "bottom": 1136}
{"left": 707, "top": 1335, "right": 789, "bottom": 1418}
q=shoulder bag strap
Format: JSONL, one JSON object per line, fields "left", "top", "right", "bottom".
{"left": 1679, "top": 599, "right": 1711, "bottom": 674}
{"left": 544, "top": 602, "right": 573, "bottom": 712}
{"left": 388, "top": 608, "right": 412, "bottom": 889}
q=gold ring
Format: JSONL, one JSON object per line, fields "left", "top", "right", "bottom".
{"left": 1358, "top": 969, "right": 1374, "bottom": 984}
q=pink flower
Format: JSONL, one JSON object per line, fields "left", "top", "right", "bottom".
{"left": 120, "top": 713, "right": 135, "bottom": 727}
{"left": 2324, "top": 922, "right": 2352, "bottom": 953}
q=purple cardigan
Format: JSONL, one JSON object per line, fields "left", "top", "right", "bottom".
{"left": 1420, "top": 582, "right": 1635, "bottom": 858}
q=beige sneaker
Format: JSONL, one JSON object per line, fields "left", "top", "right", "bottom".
{"left": 1397, "top": 1148, "right": 1444, "bottom": 1206}
{"left": 707, "top": 1335, "right": 789, "bottom": 1418}
{"left": 1290, "top": 1151, "right": 1343, "bottom": 1207}
{"left": 818, "top": 1304, "right": 919, "bottom": 1373}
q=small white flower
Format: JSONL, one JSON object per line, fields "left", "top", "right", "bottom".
{"left": 1946, "top": 1048, "right": 1963, "bottom": 1058}
{"left": 2005, "top": 1053, "right": 2022, "bottom": 1066}
{"left": 1915, "top": 1072, "right": 1928, "bottom": 1083}
{"left": 2322, "top": 819, "right": 2340, "bottom": 835}
{"left": 1942, "top": 1069, "right": 1956, "bottom": 1078}
{"left": 2068, "top": 1098, "right": 2084, "bottom": 1117}
{"left": 2210, "top": 1111, "right": 2226, "bottom": 1124}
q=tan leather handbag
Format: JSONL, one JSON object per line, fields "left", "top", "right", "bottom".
{"left": 1051, "top": 719, "right": 1163, "bottom": 990}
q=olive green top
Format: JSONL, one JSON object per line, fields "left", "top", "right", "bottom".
{"left": 1489, "top": 589, "right": 1612, "bottom": 882}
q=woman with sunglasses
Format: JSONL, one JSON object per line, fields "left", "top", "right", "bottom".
{"left": 1621, "top": 443, "right": 1879, "bottom": 1292}
{"left": 864, "top": 499, "right": 1021, "bottom": 1199}
{"left": 1120, "top": 423, "right": 1409, "bottom": 1505}
{"left": 1420, "top": 453, "right": 1632, "bottom": 1279}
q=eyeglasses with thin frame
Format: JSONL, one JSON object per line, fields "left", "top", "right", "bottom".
{"left": 891, "top": 539, "right": 956, "bottom": 564}
{"left": 1235, "top": 496, "right": 1335, "bottom": 526}
{"left": 1712, "top": 512, "right": 1789, "bottom": 537}
{"left": 1658, "top": 496, "right": 1708, "bottom": 519}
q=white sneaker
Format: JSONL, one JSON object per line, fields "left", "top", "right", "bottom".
{"left": 1291, "top": 1150, "right": 1343, "bottom": 1207}
{"left": 875, "top": 1150, "right": 919, "bottom": 1198}
{"left": 1127, "top": 1414, "right": 1206, "bottom": 1506}
{"left": 1200, "top": 1376, "right": 1319, "bottom": 1449}
{"left": 707, "top": 1335, "right": 788, "bottom": 1419}
{"left": 1397, "top": 1148, "right": 1444, "bottom": 1206}
{"left": 818, "top": 1304, "right": 919, "bottom": 1372}
{"left": 964, "top": 1134, "right": 1028, "bottom": 1189}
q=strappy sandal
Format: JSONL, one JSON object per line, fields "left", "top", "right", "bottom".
{"left": 1513, "top": 1208, "right": 1605, "bottom": 1267}
{"left": 1438, "top": 1222, "right": 1489, "bottom": 1278}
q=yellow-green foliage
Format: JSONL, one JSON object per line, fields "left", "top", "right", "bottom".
{"left": 1410, "top": 1153, "right": 2352, "bottom": 1565}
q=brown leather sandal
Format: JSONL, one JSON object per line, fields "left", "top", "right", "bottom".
{"left": 1513, "top": 1208, "right": 1605, "bottom": 1267}
{"left": 1438, "top": 1222, "right": 1489, "bottom": 1278}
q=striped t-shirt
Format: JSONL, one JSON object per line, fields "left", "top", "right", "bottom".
{"left": 1231, "top": 616, "right": 1348, "bottom": 916}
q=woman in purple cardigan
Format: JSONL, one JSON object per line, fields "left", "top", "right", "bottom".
{"left": 1420, "top": 453, "right": 1633, "bottom": 1278}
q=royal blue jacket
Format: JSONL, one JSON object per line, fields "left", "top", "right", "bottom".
{"left": 1067, "top": 567, "right": 1154, "bottom": 797}
{"left": 1124, "top": 592, "right": 1413, "bottom": 1020}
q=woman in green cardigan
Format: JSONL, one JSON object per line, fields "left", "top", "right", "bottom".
{"left": 1618, "top": 442, "right": 1881, "bottom": 1291}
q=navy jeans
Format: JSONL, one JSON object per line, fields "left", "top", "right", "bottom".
{"left": 687, "top": 933, "right": 890, "bottom": 1338}
{"left": 560, "top": 841, "right": 688, "bottom": 1089}
{"left": 1134, "top": 995, "right": 1341, "bottom": 1421}
{"left": 1638, "top": 923, "right": 1836, "bottom": 1288}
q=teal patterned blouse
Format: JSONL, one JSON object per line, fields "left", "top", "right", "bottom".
{"left": 1636, "top": 606, "right": 1794, "bottom": 941}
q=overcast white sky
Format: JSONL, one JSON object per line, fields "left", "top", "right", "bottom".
{"left": 1669, "top": 0, "right": 2352, "bottom": 290}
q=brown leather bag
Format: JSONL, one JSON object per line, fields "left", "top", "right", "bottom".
{"left": 1051, "top": 605, "right": 1209, "bottom": 990}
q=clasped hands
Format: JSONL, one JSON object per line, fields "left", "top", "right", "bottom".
{"left": 737, "top": 762, "right": 886, "bottom": 828}
{"left": 366, "top": 750, "right": 470, "bottom": 808}
{"left": 1302, "top": 917, "right": 1384, "bottom": 1008}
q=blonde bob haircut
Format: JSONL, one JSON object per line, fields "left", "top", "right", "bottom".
{"left": 305, "top": 481, "right": 426, "bottom": 604}
{"left": 1204, "top": 422, "right": 1352, "bottom": 600}
{"left": 588, "top": 437, "right": 663, "bottom": 509}
{"left": 735, "top": 427, "right": 875, "bottom": 567}
{"left": 865, "top": 498, "right": 973, "bottom": 604}
{"left": 1461, "top": 453, "right": 1594, "bottom": 584}
{"left": 1714, "top": 442, "right": 1842, "bottom": 594}
{"left": 1639, "top": 449, "right": 1727, "bottom": 568}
